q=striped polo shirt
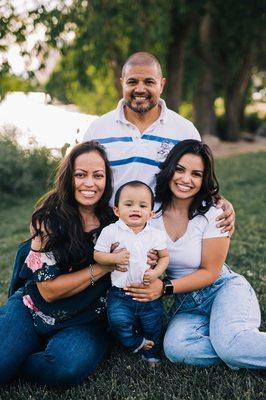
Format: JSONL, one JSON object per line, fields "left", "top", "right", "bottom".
{"left": 83, "top": 99, "right": 200, "bottom": 204}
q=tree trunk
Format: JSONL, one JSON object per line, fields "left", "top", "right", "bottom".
{"left": 109, "top": 58, "right": 123, "bottom": 98}
{"left": 193, "top": 70, "right": 216, "bottom": 136}
{"left": 193, "top": 7, "right": 216, "bottom": 136}
{"left": 223, "top": 47, "right": 255, "bottom": 141}
{"left": 165, "top": 4, "right": 197, "bottom": 112}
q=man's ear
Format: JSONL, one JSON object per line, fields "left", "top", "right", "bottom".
{"left": 160, "top": 77, "right": 166, "bottom": 94}
{"left": 114, "top": 207, "right": 120, "bottom": 218}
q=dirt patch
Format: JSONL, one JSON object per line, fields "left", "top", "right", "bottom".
{"left": 203, "top": 135, "right": 266, "bottom": 159}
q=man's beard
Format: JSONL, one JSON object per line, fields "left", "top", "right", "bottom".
{"left": 126, "top": 98, "right": 157, "bottom": 114}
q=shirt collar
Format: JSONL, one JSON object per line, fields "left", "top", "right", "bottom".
{"left": 116, "top": 218, "right": 151, "bottom": 233}
{"left": 115, "top": 98, "right": 167, "bottom": 124}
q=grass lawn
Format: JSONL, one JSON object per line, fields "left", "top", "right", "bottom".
{"left": 0, "top": 152, "right": 265, "bottom": 399}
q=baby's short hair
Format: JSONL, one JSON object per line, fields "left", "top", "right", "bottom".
{"left": 114, "top": 180, "right": 154, "bottom": 209}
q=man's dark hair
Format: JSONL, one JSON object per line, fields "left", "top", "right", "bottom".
{"left": 121, "top": 52, "right": 163, "bottom": 77}
{"left": 114, "top": 180, "right": 155, "bottom": 210}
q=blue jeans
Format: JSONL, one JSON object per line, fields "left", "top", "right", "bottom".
{"left": 0, "top": 289, "right": 109, "bottom": 387}
{"left": 164, "top": 266, "right": 266, "bottom": 369}
{"left": 107, "top": 286, "right": 164, "bottom": 360}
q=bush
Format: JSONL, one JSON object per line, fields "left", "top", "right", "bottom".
{"left": 242, "top": 112, "right": 263, "bottom": 133}
{"left": 0, "top": 131, "right": 59, "bottom": 203}
{"left": 216, "top": 112, "right": 264, "bottom": 139}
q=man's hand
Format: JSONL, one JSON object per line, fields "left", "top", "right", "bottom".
{"left": 124, "top": 279, "right": 163, "bottom": 302}
{"left": 215, "top": 197, "right": 235, "bottom": 237}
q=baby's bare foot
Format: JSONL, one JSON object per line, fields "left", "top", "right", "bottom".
{"left": 143, "top": 339, "right": 154, "bottom": 350}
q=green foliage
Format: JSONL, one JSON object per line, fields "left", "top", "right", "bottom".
{"left": 0, "top": 73, "right": 34, "bottom": 101}
{"left": 0, "top": 129, "right": 59, "bottom": 203}
{"left": 217, "top": 111, "right": 265, "bottom": 139}
{"left": 1, "top": 1, "right": 265, "bottom": 137}
{"left": 0, "top": 152, "right": 265, "bottom": 398}
{"left": 46, "top": 51, "right": 119, "bottom": 114}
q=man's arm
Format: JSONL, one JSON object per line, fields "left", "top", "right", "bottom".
{"left": 215, "top": 196, "right": 235, "bottom": 236}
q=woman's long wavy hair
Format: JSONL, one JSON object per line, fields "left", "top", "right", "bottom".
{"left": 31, "top": 141, "right": 113, "bottom": 272}
{"left": 155, "top": 140, "right": 220, "bottom": 219}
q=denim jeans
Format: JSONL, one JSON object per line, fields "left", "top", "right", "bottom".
{"left": 107, "top": 286, "right": 164, "bottom": 360}
{"left": 0, "top": 289, "right": 109, "bottom": 387}
{"left": 163, "top": 266, "right": 266, "bottom": 369}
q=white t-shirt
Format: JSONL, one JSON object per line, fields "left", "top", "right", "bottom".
{"left": 150, "top": 207, "right": 229, "bottom": 279}
{"left": 83, "top": 99, "right": 200, "bottom": 204}
{"left": 94, "top": 219, "right": 167, "bottom": 288}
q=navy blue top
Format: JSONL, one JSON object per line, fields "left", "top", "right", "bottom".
{"left": 19, "top": 232, "right": 111, "bottom": 332}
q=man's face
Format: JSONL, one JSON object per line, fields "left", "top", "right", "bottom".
{"left": 121, "top": 64, "right": 166, "bottom": 114}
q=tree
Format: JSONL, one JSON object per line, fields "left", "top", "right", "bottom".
{"left": 192, "top": 1, "right": 217, "bottom": 136}
{"left": 212, "top": 0, "right": 265, "bottom": 141}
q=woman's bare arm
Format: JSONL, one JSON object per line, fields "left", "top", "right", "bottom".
{"left": 37, "top": 263, "right": 111, "bottom": 303}
{"left": 125, "top": 236, "right": 230, "bottom": 301}
{"left": 31, "top": 228, "right": 112, "bottom": 303}
{"left": 170, "top": 236, "right": 230, "bottom": 294}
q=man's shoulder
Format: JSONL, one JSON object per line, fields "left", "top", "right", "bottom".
{"left": 166, "top": 108, "right": 196, "bottom": 128}
{"left": 88, "top": 109, "right": 117, "bottom": 129}
{"left": 83, "top": 108, "right": 118, "bottom": 141}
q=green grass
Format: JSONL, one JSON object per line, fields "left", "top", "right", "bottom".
{"left": 0, "top": 152, "right": 265, "bottom": 399}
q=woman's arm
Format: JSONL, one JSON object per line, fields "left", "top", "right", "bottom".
{"left": 170, "top": 236, "right": 230, "bottom": 294}
{"left": 30, "top": 229, "right": 112, "bottom": 303}
{"left": 37, "top": 263, "right": 111, "bottom": 303}
{"left": 125, "top": 236, "right": 230, "bottom": 301}
{"left": 94, "top": 249, "right": 130, "bottom": 266}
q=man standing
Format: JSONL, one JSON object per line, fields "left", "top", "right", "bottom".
{"left": 83, "top": 52, "right": 199, "bottom": 193}
{"left": 83, "top": 52, "right": 234, "bottom": 233}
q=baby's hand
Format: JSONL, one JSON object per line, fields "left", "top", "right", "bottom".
{"left": 114, "top": 249, "right": 130, "bottom": 266}
{"left": 143, "top": 269, "right": 158, "bottom": 285}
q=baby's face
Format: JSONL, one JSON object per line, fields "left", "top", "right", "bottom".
{"left": 114, "top": 186, "right": 154, "bottom": 230}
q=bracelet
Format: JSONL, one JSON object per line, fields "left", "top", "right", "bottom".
{"left": 89, "top": 264, "right": 95, "bottom": 286}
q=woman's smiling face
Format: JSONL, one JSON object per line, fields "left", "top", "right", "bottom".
{"left": 169, "top": 153, "right": 204, "bottom": 201}
{"left": 73, "top": 151, "right": 106, "bottom": 209}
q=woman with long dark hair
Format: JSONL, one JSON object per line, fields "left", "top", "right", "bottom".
{"left": 0, "top": 141, "right": 115, "bottom": 387}
{"left": 125, "top": 139, "right": 266, "bottom": 370}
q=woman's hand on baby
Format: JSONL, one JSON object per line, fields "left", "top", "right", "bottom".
{"left": 147, "top": 249, "right": 159, "bottom": 267}
{"left": 143, "top": 269, "right": 157, "bottom": 285}
{"left": 114, "top": 249, "right": 130, "bottom": 266}
{"left": 110, "top": 242, "right": 129, "bottom": 272}
{"left": 124, "top": 279, "right": 163, "bottom": 302}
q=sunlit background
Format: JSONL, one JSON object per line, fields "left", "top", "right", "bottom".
{"left": 0, "top": 0, "right": 265, "bottom": 151}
